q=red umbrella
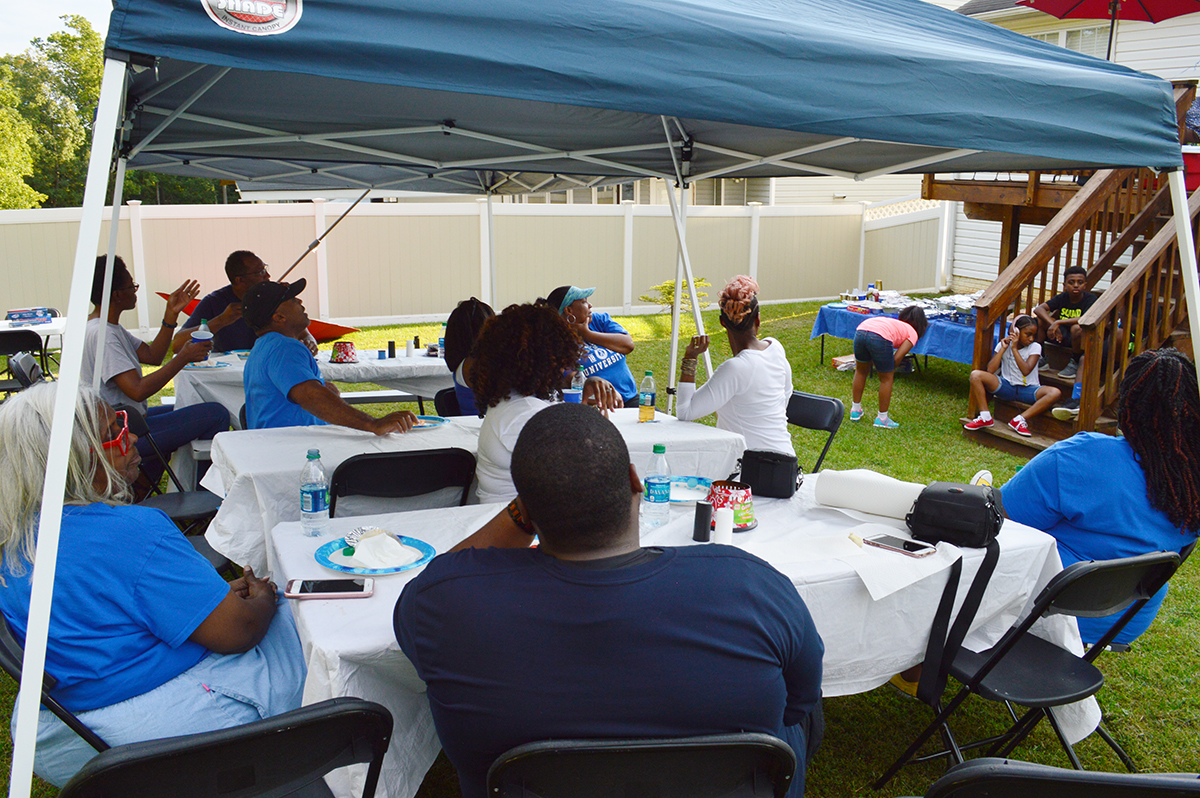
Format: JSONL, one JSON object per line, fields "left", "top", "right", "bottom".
{"left": 1015, "top": 0, "right": 1200, "bottom": 59}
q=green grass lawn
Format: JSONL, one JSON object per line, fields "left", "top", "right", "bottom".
{"left": 4, "top": 300, "right": 1197, "bottom": 797}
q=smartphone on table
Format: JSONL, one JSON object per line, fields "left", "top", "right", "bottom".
{"left": 284, "top": 578, "right": 374, "bottom": 599}
{"left": 864, "top": 534, "right": 936, "bottom": 558}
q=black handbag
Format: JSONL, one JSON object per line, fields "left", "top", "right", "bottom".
{"left": 905, "top": 482, "right": 1004, "bottom": 548}
{"left": 736, "top": 449, "right": 800, "bottom": 499}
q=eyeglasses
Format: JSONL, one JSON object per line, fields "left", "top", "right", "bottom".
{"left": 101, "top": 410, "right": 132, "bottom": 456}
{"left": 117, "top": 282, "right": 140, "bottom": 293}
{"left": 236, "top": 267, "right": 269, "bottom": 280}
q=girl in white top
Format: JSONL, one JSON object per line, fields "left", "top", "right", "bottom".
{"left": 676, "top": 276, "right": 795, "bottom": 457}
{"left": 472, "top": 303, "right": 623, "bottom": 503}
{"left": 964, "top": 314, "right": 1061, "bottom": 438}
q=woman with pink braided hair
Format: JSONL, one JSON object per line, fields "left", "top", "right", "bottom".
{"left": 676, "top": 276, "right": 795, "bottom": 456}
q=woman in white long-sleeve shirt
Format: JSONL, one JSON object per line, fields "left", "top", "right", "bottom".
{"left": 676, "top": 276, "right": 795, "bottom": 456}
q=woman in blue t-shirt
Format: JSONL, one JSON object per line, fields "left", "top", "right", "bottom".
{"left": 0, "top": 383, "right": 305, "bottom": 786}
{"left": 543, "top": 286, "right": 640, "bottom": 407}
{"left": 1001, "top": 348, "right": 1200, "bottom": 645}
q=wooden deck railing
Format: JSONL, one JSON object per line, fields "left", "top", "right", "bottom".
{"left": 1075, "top": 189, "right": 1200, "bottom": 430}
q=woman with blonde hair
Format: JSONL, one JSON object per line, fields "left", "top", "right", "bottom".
{"left": 676, "top": 276, "right": 795, "bottom": 456}
{"left": 0, "top": 383, "right": 304, "bottom": 786}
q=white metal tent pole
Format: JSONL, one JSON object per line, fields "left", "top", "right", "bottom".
{"left": 664, "top": 181, "right": 713, "bottom": 389}
{"left": 93, "top": 156, "right": 128, "bottom": 390}
{"left": 487, "top": 192, "right": 497, "bottom": 305}
{"left": 667, "top": 184, "right": 685, "bottom": 413}
{"left": 8, "top": 56, "right": 128, "bottom": 798}
{"left": 1167, "top": 170, "right": 1200, "bottom": 405}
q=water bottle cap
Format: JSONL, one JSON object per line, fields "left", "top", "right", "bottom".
{"left": 645, "top": 370, "right": 652, "bottom": 376}
{"left": 307, "top": 448, "right": 320, "bottom": 459}
{"left": 653, "top": 444, "right": 665, "bottom": 454}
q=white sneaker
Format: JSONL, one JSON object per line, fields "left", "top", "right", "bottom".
{"left": 970, "top": 469, "right": 993, "bottom": 488}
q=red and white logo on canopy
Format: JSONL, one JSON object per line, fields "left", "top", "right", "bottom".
{"left": 202, "top": 0, "right": 301, "bottom": 35}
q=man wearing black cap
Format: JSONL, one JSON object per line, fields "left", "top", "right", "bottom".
{"left": 396, "top": 403, "right": 824, "bottom": 798}
{"left": 242, "top": 279, "right": 416, "bottom": 434}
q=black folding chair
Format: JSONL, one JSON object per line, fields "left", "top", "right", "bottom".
{"left": 329, "top": 448, "right": 476, "bottom": 517}
{"left": 9, "top": 352, "right": 44, "bottom": 389}
{"left": 0, "top": 614, "right": 110, "bottom": 754}
{"left": 921, "top": 757, "right": 1200, "bottom": 798}
{"left": 434, "top": 387, "right": 462, "bottom": 417}
{"left": 58, "top": 697, "right": 393, "bottom": 798}
{"left": 488, "top": 733, "right": 797, "bottom": 798}
{"left": 785, "top": 391, "right": 844, "bottom": 472}
{"left": 0, "top": 329, "right": 49, "bottom": 395}
{"left": 121, "top": 407, "right": 227, "bottom": 566}
{"left": 875, "top": 551, "right": 1182, "bottom": 788}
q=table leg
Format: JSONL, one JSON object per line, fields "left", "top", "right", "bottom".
{"left": 820, "top": 334, "right": 826, "bottom": 365}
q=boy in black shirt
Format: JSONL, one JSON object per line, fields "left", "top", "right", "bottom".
{"left": 1033, "top": 265, "right": 1096, "bottom": 379}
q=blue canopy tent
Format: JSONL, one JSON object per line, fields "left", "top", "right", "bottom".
{"left": 11, "top": 0, "right": 1197, "bottom": 793}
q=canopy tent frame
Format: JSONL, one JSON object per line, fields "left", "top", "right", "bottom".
{"left": 11, "top": 0, "right": 1200, "bottom": 792}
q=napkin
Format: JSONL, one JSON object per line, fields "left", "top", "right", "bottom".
{"left": 813, "top": 469, "right": 924, "bottom": 520}
{"left": 846, "top": 523, "right": 959, "bottom": 600}
{"left": 345, "top": 533, "right": 423, "bottom": 569}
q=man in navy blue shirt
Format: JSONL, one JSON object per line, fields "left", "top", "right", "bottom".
{"left": 395, "top": 403, "right": 824, "bottom": 798}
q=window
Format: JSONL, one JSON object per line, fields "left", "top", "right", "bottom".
{"left": 1028, "top": 25, "right": 1108, "bottom": 58}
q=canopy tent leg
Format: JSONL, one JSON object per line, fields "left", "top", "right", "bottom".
{"left": 92, "top": 156, "right": 128, "bottom": 390}
{"left": 1167, "top": 170, "right": 1200, "bottom": 406}
{"left": 8, "top": 56, "right": 129, "bottom": 798}
{"left": 664, "top": 182, "right": 714, "bottom": 410}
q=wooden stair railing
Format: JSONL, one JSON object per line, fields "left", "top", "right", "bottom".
{"left": 1075, "top": 188, "right": 1200, "bottom": 431}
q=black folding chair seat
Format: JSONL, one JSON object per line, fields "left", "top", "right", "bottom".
{"left": 785, "top": 391, "right": 844, "bottom": 472}
{"left": 875, "top": 550, "right": 1183, "bottom": 788}
{"left": 58, "top": 697, "right": 393, "bottom": 798}
{"left": 329, "top": 448, "right": 476, "bottom": 517}
{"left": 488, "top": 733, "right": 797, "bottom": 798}
{"left": 923, "top": 757, "right": 1200, "bottom": 798}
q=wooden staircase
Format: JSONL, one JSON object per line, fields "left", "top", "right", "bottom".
{"left": 929, "top": 80, "right": 1199, "bottom": 457}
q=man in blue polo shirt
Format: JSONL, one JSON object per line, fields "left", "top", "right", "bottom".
{"left": 241, "top": 279, "right": 416, "bottom": 433}
{"left": 396, "top": 403, "right": 825, "bottom": 798}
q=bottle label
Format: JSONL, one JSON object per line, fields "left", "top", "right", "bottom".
{"left": 645, "top": 475, "right": 671, "bottom": 504}
{"left": 301, "top": 485, "right": 328, "bottom": 513}
{"left": 640, "top": 391, "right": 655, "bottom": 407}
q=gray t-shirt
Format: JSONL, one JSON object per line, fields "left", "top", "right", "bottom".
{"left": 82, "top": 318, "right": 147, "bottom": 413}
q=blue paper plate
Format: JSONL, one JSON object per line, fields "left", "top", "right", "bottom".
{"left": 314, "top": 535, "right": 436, "bottom": 575}
{"left": 827, "top": 302, "right": 848, "bottom": 309}
{"left": 411, "top": 415, "right": 446, "bottom": 430}
{"left": 669, "top": 476, "right": 712, "bottom": 504}
{"left": 183, "top": 361, "right": 231, "bottom": 370}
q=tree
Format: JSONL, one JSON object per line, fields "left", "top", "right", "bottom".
{"left": 0, "top": 66, "right": 45, "bottom": 208}
{"left": 639, "top": 278, "right": 712, "bottom": 315}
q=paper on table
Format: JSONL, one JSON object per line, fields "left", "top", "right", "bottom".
{"left": 345, "top": 534, "right": 424, "bottom": 569}
{"left": 814, "top": 469, "right": 924, "bottom": 520}
{"left": 847, "top": 523, "right": 960, "bottom": 600}
{"left": 740, "top": 534, "right": 864, "bottom": 567}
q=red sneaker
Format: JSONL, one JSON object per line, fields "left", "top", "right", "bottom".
{"left": 1009, "top": 418, "right": 1032, "bottom": 437}
{"left": 963, "top": 416, "right": 994, "bottom": 431}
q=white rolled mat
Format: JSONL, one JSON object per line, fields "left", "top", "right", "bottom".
{"left": 813, "top": 469, "right": 924, "bottom": 520}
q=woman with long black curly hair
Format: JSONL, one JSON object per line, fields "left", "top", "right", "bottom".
{"left": 1000, "top": 347, "right": 1200, "bottom": 645}
{"left": 472, "top": 303, "right": 622, "bottom": 503}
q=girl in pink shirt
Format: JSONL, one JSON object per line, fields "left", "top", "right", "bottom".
{"left": 850, "top": 306, "right": 926, "bottom": 429}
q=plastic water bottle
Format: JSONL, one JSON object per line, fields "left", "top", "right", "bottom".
{"left": 638, "top": 371, "right": 656, "bottom": 423}
{"left": 643, "top": 444, "right": 671, "bottom": 529}
{"left": 571, "top": 367, "right": 585, "bottom": 392}
{"left": 438, "top": 323, "right": 446, "bottom": 360}
{"left": 199, "top": 318, "right": 210, "bottom": 334}
{"left": 300, "top": 448, "right": 329, "bottom": 537}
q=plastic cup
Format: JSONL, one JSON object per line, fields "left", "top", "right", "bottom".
{"left": 190, "top": 330, "right": 213, "bottom": 360}
{"left": 562, "top": 388, "right": 583, "bottom": 403}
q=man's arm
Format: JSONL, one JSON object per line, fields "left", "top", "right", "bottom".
{"left": 288, "top": 380, "right": 415, "bottom": 434}
{"left": 189, "top": 566, "right": 277, "bottom": 654}
{"left": 137, "top": 280, "right": 201, "bottom": 365}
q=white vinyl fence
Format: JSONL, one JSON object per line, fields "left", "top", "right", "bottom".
{"left": 0, "top": 198, "right": 949, "bottom": 333}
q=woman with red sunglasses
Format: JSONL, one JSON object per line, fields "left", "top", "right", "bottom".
{"left": 0, "top": 383, "right": 305, "bottom": 787}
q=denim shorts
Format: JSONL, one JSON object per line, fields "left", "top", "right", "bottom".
{"left": 853, "top": 330, "right": 896, "bottom": 373}
{"left": 992, "top": 377, "right": 1038, "bottom": 404}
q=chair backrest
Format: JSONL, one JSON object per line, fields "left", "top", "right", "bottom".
{"left": 329, "top": 448, "right": 476, "bottom": 516}
{"left": 785, "top": 391, "right": 844, "bottom": 472}
{"left": 487, "top": 733, "right": 797, "bottom": 798}
{"left": 434, "top": 387, "right": 462, "bottom": 417}
{"left": 0, "top": 329, "right": 45, "bottom": 359}
{"left": 926, "top": 757, "right": 1200, "bottom": 798}
{"left": 0, "top": 614, "right": 109, "bottom": 753}
{"left": 119, "top": 406, "right": 189, "bottom": 493}
{"left": 59, "top": 697, "right": 393, "bottom": 798}
{"left": 238, "top": 403, "right": 248, "bottom": 429}
{"left": 10, "top": 352, "right": 44, "bottom": 388}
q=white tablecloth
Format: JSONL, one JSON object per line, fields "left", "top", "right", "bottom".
{"left": 205, "top": 408, "right": 745, "bottom": 574}
{"left": 267, "top": 475, "right": 1098, "bottom": 798}
{"left": 174, "top": 350, "right": 455, "bottom": 427}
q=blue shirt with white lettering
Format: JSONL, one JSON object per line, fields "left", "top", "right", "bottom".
{"left": 579, "top": 313, "right": 637, "bottom": 402}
